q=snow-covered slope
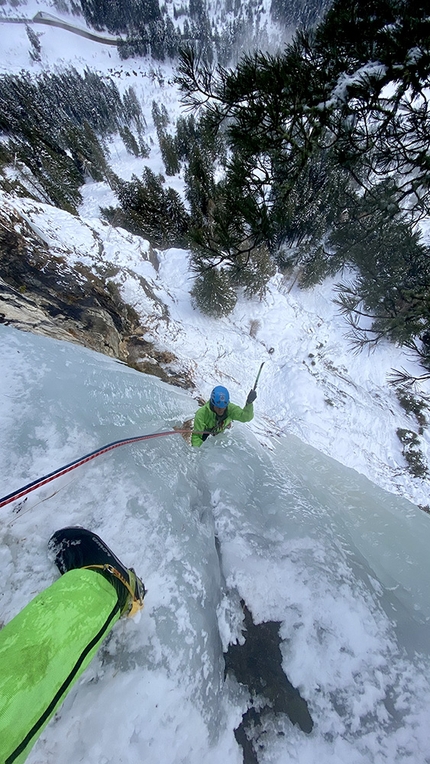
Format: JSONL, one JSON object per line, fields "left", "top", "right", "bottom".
{"left": 4, "top": 189, "right": 430, "bottom": 509}
{"left": 0, "top": 4, "right": 429, "bottom": 509}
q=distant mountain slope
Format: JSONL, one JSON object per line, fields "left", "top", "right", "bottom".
{"left": 1, "top": 0, "right": 333, "bottom": 62}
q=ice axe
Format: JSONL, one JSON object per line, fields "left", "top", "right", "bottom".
{"left": 246, "top": 362, "right": 264, "bottom": 405}
{"left": 253, "top": 362, "right": 265, "bottom": 391}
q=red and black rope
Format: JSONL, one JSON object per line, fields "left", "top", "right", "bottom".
{"left": 0, "top": 429, "right": 204, "bottom": 510}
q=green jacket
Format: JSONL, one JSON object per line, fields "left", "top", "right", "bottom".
{"left": 192, "top": 400, "right": 254, "bottom": 447}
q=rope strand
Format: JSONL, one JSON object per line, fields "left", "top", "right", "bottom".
{"left": 0, "top": 429, "right": 207, "bottom": 510}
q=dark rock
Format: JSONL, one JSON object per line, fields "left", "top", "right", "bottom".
{"left": 0, "top": 209, "right": 193, "bottom": 389}
{"left": 224, "top": 601, "right": 313, "bottom": 763}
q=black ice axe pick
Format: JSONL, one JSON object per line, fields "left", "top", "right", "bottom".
{"left": 252, "top": 362, "right": 265, "bottom": 391}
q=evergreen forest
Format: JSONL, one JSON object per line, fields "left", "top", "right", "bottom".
{"left": 1, "top": 0, "right": 430, "bottom": 378}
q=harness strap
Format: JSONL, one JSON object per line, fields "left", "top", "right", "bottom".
{"left": 83, "top": 564, "right": 144, "bottom": 616}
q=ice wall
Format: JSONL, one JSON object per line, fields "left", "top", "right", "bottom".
{"left": 1, "top": 324, "right": 429, "bottom": 764}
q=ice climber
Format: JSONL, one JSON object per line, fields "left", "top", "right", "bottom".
{"left": 191, "top": 385, "right": 256, "bottom": 447}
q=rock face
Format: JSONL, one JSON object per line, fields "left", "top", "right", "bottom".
{"left": 0, "top": 209, "right": 192, "bottom": 389}
{"left": 224, "top": 602, "right": 313, "bottom": 763}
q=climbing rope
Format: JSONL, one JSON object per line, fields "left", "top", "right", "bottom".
{"left": 0, "top": 429, "right": 203, "bottom": 510}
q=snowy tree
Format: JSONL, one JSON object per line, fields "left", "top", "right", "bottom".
{"left": 177, "top": 0, "right": 430, "bottom": 365}
{"left": 26, "top": 25, "right": 42, "bottom": 63}
{"left": 103, "top": 168, "right": 189, "bottom": 247}
{"left": 190, "top": 265, "right": 237, "bottom": 317}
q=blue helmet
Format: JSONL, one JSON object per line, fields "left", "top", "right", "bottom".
{"left": 210, "top": 385, "right": 230, "bottom": 409}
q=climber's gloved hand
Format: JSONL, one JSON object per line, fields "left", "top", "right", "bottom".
{"left": 246, "top": 389, "right": 257, "bottom": 405}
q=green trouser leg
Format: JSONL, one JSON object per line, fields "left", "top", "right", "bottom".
{"left": 0, "top": 568, "right": 121, "bottom": 764}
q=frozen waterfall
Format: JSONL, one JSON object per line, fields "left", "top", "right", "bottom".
{"left": 1, "top": 324, "right": 429, "bottom": 764}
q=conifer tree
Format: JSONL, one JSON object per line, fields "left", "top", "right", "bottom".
{"left": 191, "top": 265, "right": 237, "bottom": 317}
{"left": 0, "top": 68, "right": 140, "bottom": 210}
{"left": 119, "top": 126, "right": 140, "bottom": 157}
{"left": 333, "top": 183, "right": 430, "bottom": 352}
{"left": 159, "top": 133, "right": 180, "bottom": 175}
{"left": 176, "top": 0, "right": 430, "bottom": 372}
{"left": 228, "top": 243, "right": 276, "bottom": 299}
{"left": 103, "top": 168, "right": 189, "bottom": 247}
{"left": 26, "top": 25, "right": 42, "bottom": 62}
